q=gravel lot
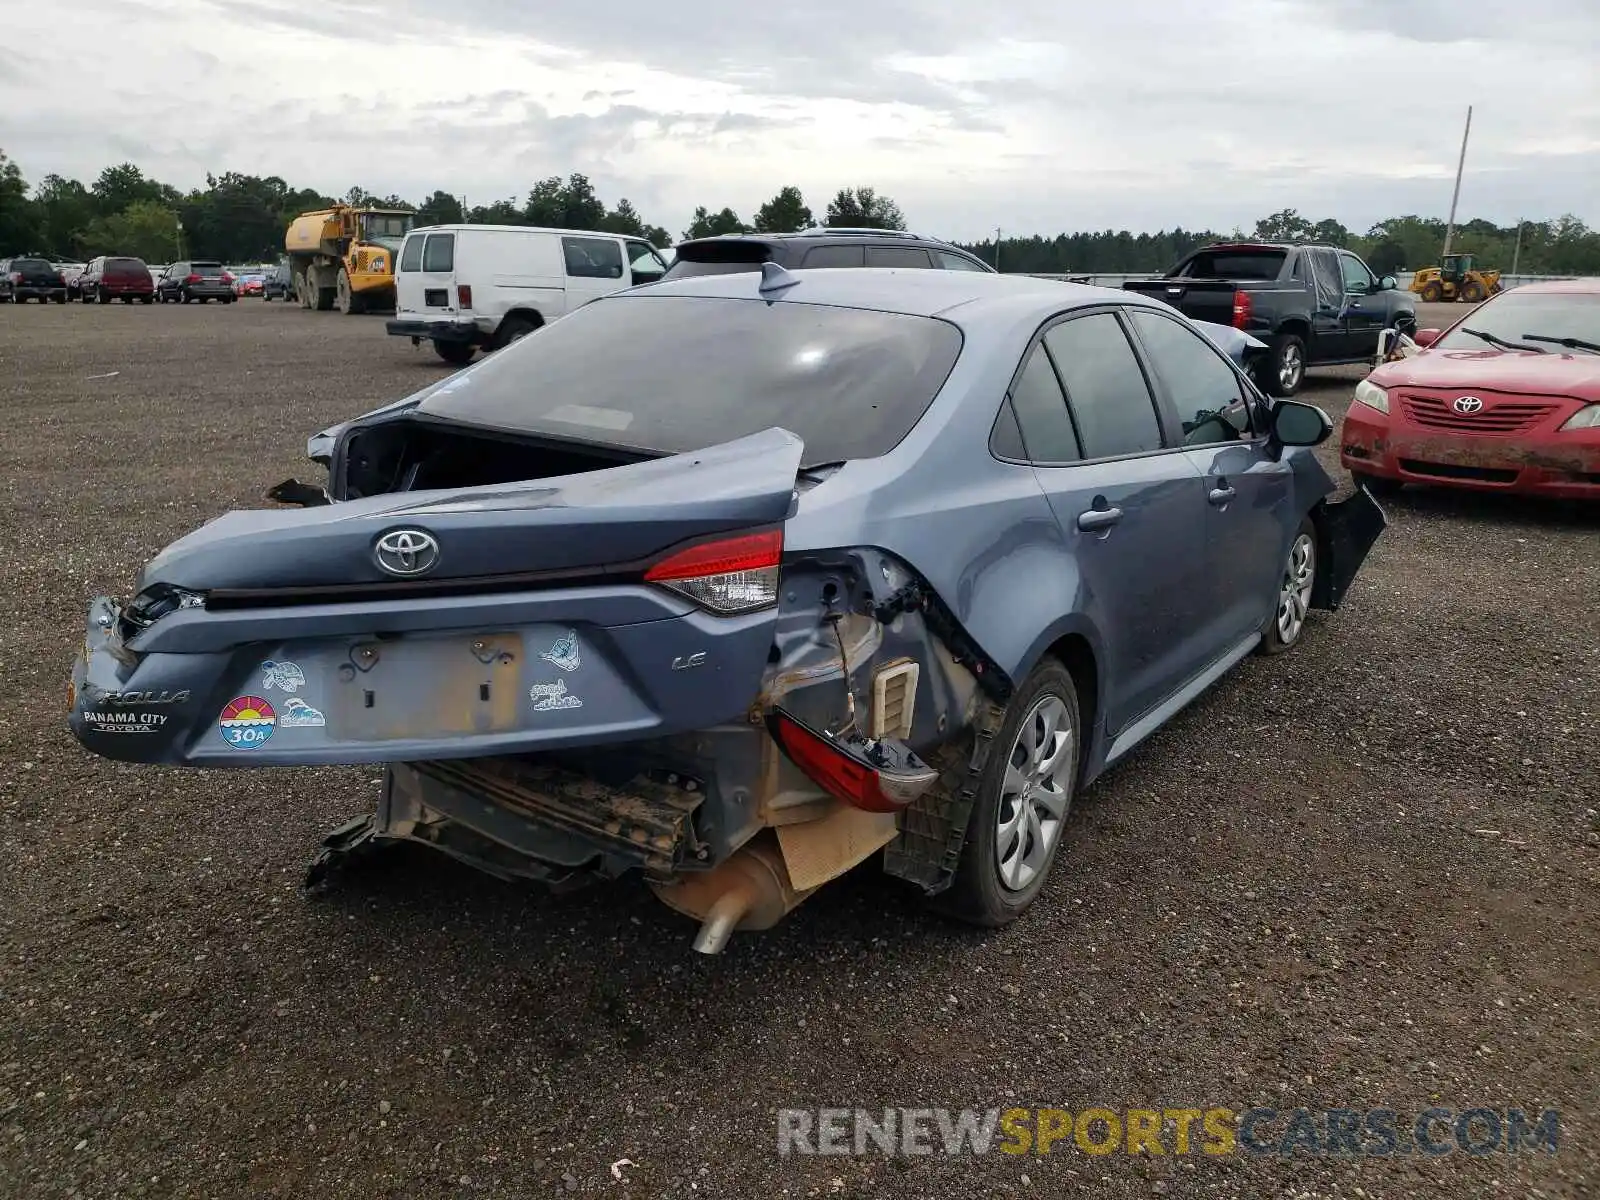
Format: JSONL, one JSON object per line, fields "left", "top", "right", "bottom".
{"left": 2, "top": 300, "right": 1596, "bottom": 1200}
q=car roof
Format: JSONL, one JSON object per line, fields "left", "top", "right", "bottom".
{"left": 1501, "top": 277, "right": 1600, "bottom": 295}
{"left": 406, "top": 224, "right": 629, "bottom": 239}
{"left": 626, "top": 267, "right": 1160, "bottom": 323}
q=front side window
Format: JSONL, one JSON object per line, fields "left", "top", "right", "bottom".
{"left": 1130, "top": 309, "right": 1254, "bottom": 445}
{"left": 626, "top": 241, "right": 668, "bottom": 283}
{"left": 1340, "top": 253, "right": 1375, "bottom": 294}
{"left": 562, "top": 236, "right": 623, "bottom": 279}
{"left": 1044, "top": 313, "right": 1165, "bottom": 459}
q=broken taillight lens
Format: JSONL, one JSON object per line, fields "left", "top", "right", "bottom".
{"left": 767, "top": 710, "right": 939, "bottom": 813}
{"left": 1231, "top": 289, "right": 1253, "bottom": 329}
{"left": 644, "top": 528, "right": 782, "bottom": 614}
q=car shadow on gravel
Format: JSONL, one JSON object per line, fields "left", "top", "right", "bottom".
{"left": 1381, "top": 484, "right": 1600, "bottom": 530}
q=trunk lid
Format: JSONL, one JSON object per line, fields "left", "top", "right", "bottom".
{"left": 69, "top": 427, "right": 805, "bottom": 767}
{"left": 139, "top": 426, "right": 804, "bottom": 594}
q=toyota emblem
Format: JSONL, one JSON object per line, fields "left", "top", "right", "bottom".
{"left": 1453, "top": 395, "right": 1485, "bottom": 414}
{"left": 374, "top": 528, "right": 440, "bottom": 576}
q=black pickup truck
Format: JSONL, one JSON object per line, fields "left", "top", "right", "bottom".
{"left": 1123, "top": 243, "right": 1416, "bottom": 396}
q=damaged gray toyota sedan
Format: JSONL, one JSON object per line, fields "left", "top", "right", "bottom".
{"left": 68, "top": 265, "right": 1384, "bottom": 952}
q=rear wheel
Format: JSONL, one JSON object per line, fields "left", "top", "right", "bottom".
{"left": 492, "top": 314, "right": 539, "bottom": 349}
{"left": 1259, "top": 519, "right": 1318, "bottom": 655}
{"left": 139, "top": 295, "right": 153, "bottom": 304}
{"left": 1460, "top": 280, "right": 1486, "bottom": 303}
{"left": 940, "top": 659, "right": 1081, "bottom": 927}
{"left": 1254, "top": 332, "right": 1306, "bottom": 397}
{"left": 335, "top": 267, "right": 362, "bottom": 314}
{"left": 433, "top": 339, "right": 477, "bottom": 365}
{"left": 52, "top": 293, "right": 67, "bottom": 304}
{"left": 1420, "top": 281, "right": 1443, "bottom": 303}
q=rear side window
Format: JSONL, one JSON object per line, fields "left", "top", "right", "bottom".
{"left": 802, "top": 245, "right": 865, "bottom": 269}
{"left": 562, "top": 236, "right": 623, "bottom": 279}
{"left": 422, "top": 234, "right": 455, "bottom": 273}
{"left": 999, "top": 346, "right": 1079, "bottom": 463}
{"left": 399, "top": 235, "right": 424, "bottom": 272}
{"left": 866, "top": 246, "right": 933, "bottom": 268}
{"left": 936, "top": 251, "right": 988, "bottom": 272}
{"left": 1177, "top": 250, "right": 1286, "bottom": 281}
{"left": 419, "top": 295, "right": 964, "bottom": 464}
{"left": 1044, "top": 314, "right": 1165, "bottom": 459}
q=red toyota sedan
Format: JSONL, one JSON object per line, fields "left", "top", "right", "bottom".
{"left": 1341, "top": 278, "right": 1600, "bottom": 500}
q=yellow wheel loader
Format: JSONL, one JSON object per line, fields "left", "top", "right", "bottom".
{"left": 1409, "top": 253, "right": 1504, "bottom": 304}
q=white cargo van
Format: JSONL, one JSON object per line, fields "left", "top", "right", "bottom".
{"left": 386, "top": 225, "right": 670, "bottom": 364}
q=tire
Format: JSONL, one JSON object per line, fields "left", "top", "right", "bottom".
{"left": 1460, "top": 280, "right": 1486, "bottom": 304}
{"left": 1254, "top": 332, "right": 1306, "bottom": 397}
{"left": 433, "top": 339, "right": 477, "bottom": 365}
{"left": 140, "top": 295, "right": 153, "bottom": 304}
{"left": 1420, "top": 281, "right": 1443, "bottom": 303}
{"left": 1258, "top": 518, "right": 1318, "bottom": 656}
{"left": 97, "top": 287, "right": 109, "bottom": 304}
{"left": 121, "top": 295, "right": 134, "bottom": 304}
{"left": 52, "top": 294, "right": 66, "bottom": 305}
{"left": 939, "top": 659, "right": 1082, "bottom": 927}
{"left": 335, "top": 267, "right": 362, "bottom": 315}
{"left": 492, "top": 314, "right": 538, "bottom": 349}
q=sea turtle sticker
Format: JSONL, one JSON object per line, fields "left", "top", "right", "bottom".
{"left": 260, "top": 660, "right": 306, "bottom": 693}
{"left": 218, "top": 695, "right": 277, "bottom": 749}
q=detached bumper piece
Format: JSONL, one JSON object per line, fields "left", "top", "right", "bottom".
{"left": 1311, "top": 483, "right": 1387, "bottom": 611}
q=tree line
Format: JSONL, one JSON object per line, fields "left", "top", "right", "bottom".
{"left": 2, "top": 149, "right": 1596, "bottom": 275}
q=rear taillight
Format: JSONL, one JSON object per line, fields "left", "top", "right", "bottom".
{"left": 767, "top": 710, "right": 939, "bottom": 813}
{"left": 643, "top": 528, "right": 782, "bottom": 614}
{"left": 222, "top": 272, "right": 234, "bottom": 283}
{"left": 457, "top": 284, "right": 472, "bottom": 308}
{"left": 8, "top": 272, "right": 20, "bottom": 284}
{"left": 1231, "top": 289, "right": 1252, "bottom": 329}
{"left": 186, "top": 274, "right": 202, "bottom": 284}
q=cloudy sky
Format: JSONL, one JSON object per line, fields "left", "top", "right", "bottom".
{"left": 3, "top": 0, "right": 1597, "bottom": 240}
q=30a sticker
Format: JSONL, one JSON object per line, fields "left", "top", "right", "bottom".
{"left": 529, "top": 680, "right": 583, "bottom": 711}
{"left": 279, "top": 697, "right": 326, "bottom": 728}
{"left": 539, "top": 630, "right": 582, "bottom": 673}
{"left": 260, "top": 660, "right": 306, "bottom": 693}
{"left": 218, "top": 695, "right": 276, "bottom": 749}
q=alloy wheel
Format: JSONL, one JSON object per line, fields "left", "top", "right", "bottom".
{"left": 1279, "top": 343, "right": 1304, "bottom": 391}
{"left": 994, "top": 694, "right": 1073, "bottom": 892}
{"left": 1277, "top": 532, "right": 1316, "bottom": 645}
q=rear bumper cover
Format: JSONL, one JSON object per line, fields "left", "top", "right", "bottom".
{"left": 1342, "top": 406, "right": 1600, "bottom": 497}
{"left": 10, "top": 285, "right": 66, "bottom": 299}
{"left": 387, "top": 318, "right": 478, "bottom": 343}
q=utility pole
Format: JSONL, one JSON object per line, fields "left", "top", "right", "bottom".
{"left": 1441, "top": 104, "right": 1472, "bottom": 258}
{"left": 994, "top": 227, "right": 1002, "bottom": 273}
{"left": 1509, "top": 218, "right": 1524, "bottom": 277}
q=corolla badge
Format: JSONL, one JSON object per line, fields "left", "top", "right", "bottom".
{"left": 1453, "top": 395, "right": 1485, "bottom": 414}
{"left": 374, "top": 528, "right": 440, "bottom": 576}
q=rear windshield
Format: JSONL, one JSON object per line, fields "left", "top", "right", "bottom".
{"left": 190, "top": 262, "right": 223, "bottom": 275}
{"left": 662, "top": 240, "right": 775, "bottom": 279}
{"left": 106, "top": 257, "right": 148, "bottom": 275}
{"left": 13, "top": 258, "right": 52, "bottom": 272}
{"left": 1174, "top": 250, "right": 1286, "bottom": 281}
{"left": 419, "top": 294, "right": 964, "bottom": 464}
{"left": 1434, "top": 291, "right": 1600, "bottom": 351}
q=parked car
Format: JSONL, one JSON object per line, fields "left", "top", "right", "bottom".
{"left": 1123, "top": 243, "right": 1417, "bottom": 397}
{"left": 77, "top": 256, "right": 155, "bottom": 303}
{"left": 155, "top": 261, "right": 236, "bottom": 303}
{"left": 664, "top": 227, "right": 994, "bottom": 281}
{"left": 234, "top": 273, "right": 265, "bottom": 297}
{"left": 1342, "top": 278, "right": 1600, "bottom": 500}
{"left": 67, "top": 268, "right": 1384, "bottom": 953}
{"left": 262, "top": 261, "right": 293, "bottom": 300}
{"left": 386, "top": 225, "right": 672, "bottom": 364}
{"left": 0, "top": 257, "right": 68, "bottom": 303}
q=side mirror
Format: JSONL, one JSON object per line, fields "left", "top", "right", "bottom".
{"left": 1271, "top": 400, "right": 1333, "bottom": 447}
{"left": 1413, "top": 327, "right": 1441, "bottom": 347}
{"left": 1380, "top": 275, "right": 1398, "bottom": 291}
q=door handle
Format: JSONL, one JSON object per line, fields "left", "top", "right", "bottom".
{"left": 1077, "top": 506, "right": 1124, "bottom": 532}
{"left": 1208, "top": 486, "right": 1237, "bottom": 506}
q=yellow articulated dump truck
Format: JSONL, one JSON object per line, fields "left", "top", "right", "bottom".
{"left": 284, "top": 204, "right": 414, "bottom": 314}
